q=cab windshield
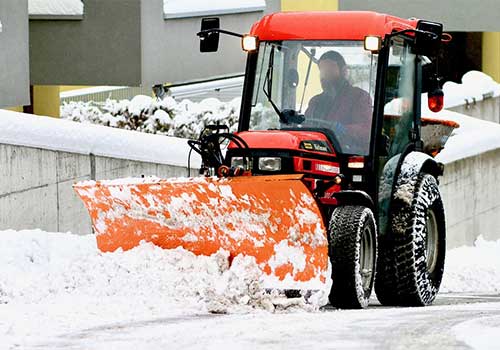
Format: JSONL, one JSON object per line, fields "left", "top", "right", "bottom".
{"left": 249, "top": 40, "right": 377, "bottom": 155}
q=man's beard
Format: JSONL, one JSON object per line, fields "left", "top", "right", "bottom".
{"left": 321, "top": 77, "right": 343, "bottom": 95}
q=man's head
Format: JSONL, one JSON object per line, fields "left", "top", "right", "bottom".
{"left": 318, "top": 50, "right": 347, "bottom": 93}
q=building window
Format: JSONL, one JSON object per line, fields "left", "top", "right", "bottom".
{"left": 164, "top": 0, "right": 266, "bottom": 19}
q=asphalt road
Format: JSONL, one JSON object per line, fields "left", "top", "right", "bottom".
{"left": 32, "top": 293, "right": 500, "bottom": 350}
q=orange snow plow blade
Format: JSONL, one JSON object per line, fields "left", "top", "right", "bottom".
{"left": 74, "top": 175, "right": 328, "bottom": 286}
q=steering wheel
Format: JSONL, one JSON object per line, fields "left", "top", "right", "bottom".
{"left": 300, "top": 118, "right": 361, "bottom": 153}
{"left": 301, "top": 117, "right": 335, "bottom": 130}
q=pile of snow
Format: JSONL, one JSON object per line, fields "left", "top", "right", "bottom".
{"left": 0, "top": 229, "right": 324, "bottom": 314}
{"left": 28, "top": 0, "right": 84, "bottom": 16}
{"left": 441, "top": 71, "right": 500, "bottom": 109}
{"left": 441, "top": 236, "right": 500, "bottom": 294}
{"left": 1, "top": 229, "right": 499, "bottom": 311}
{"left": 0, "top": 108, "right": 200, "bottom": 168}
{"left": 1, "top": 229, "right": 499, "bottom": 347}
{"left": 61, "top": 95, "right": 241, "bottom": 140}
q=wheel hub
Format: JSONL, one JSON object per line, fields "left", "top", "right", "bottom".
{"left": 359, "top": 225, "right": 374, "bottom": 295}
{"left": 425, "top": 209, "right": 439, "bottom": 273}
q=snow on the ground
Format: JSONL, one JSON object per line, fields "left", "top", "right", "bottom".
{"left": 441, "top": 236, "right": 500, "bottom": 294}
{"left": 1, "top": 229, "right": 499, "bottom": 347}
{"left": 29, "top": 0, "right": 84, "bottom": 16}
{"left": 453, "top": 315, "right": 500, "bottom": 350}
{"left": 0, "top": 229, "right": 326, "bottom": 348}
{"left": 0, "top": 108, "right": 200, "bottom": 168}
{"left": 0, "top": 229, "right": 324, "bottom": 312}
{"left": 452, "top": 316, "right": 500, "bottom": 350}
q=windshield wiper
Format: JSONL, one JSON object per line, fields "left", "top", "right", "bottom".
{"left": 263, "top": 46, "right": 305, "bottom": 125}
{"left": 299, "top": 47, "right": 316, "bottom": 112}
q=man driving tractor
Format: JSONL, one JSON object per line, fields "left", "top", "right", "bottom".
{"left": 305, "top": 50, "right": 373, "bottom": 154}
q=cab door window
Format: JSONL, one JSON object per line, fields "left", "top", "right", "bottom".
{"left": 382, "top": 40, "right": 416, "bottom": 157}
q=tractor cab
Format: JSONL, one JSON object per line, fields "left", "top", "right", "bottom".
{"left": 196, "top": 12, "right": 448, "bottom": 208}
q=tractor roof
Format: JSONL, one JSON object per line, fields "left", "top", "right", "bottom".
{"left": 250, "top": 11, "right": 418, "bottom": 41}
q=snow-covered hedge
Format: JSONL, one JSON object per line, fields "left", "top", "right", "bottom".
{"left": 61, "top": 95, "right": 241, "bottom": 139}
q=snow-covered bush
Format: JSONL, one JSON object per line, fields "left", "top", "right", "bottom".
{"left": 61, "top": 95, "right": 242, "bottom": 139}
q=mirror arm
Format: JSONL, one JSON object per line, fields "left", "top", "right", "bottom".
{"left": 197, "top": 29, "right": 243, "bottom": 39}
{"left": 388, "top": 28, "right": 437, "bottom": 40}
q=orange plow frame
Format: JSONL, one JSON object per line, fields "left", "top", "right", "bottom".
{"left": 74, "top": 175, "right": 329, "bottom": 286}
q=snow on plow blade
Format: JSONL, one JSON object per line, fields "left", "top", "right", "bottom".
{"left": 74, "top": 175, "right": 328, "bottom": 286}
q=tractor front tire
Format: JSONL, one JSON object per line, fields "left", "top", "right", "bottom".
{"left": 328, "top": 205, "right": 377, "bottom": 309}
{"left": 375, "top": 173, "right": 446, "bottom": 306}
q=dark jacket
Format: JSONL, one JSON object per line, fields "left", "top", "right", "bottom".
{"left": 305, "top": 81, "right": 372, "bottom": 152}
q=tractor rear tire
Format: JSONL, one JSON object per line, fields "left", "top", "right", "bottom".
{"left": 375, "top": 173, "right": 446, "bottom": 306}
{"left": 328, "top": 205, "right": 377, "bottom": 309}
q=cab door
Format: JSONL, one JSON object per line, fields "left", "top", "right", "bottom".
{"left": 376, "top": 37, "right": 419, "bottom": 235}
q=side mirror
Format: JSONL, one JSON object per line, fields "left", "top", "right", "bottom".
{"left": 199, "top": 18, "right": 220, "bottom": 53}
{"left": 414, "top": 20, "right": 443, "bottom": 56}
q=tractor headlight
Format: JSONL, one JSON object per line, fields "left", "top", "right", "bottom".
{"left": 231, "top": 157, "right": 245, "bottom": 168}
{"left": 258, "top": 157, "right": 281, "bottom": 171}
{"left": 364, "top": 35, "right": 382, "bottom": 52}
{"left": 242, "top": 35, "right": 258, "bottom": 52}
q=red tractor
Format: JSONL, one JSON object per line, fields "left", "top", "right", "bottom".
{"left": 75, "top": 11, "right": 457, "bottom": 309}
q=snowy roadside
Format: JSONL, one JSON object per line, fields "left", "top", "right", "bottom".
{"left": 0, "top": 230, "right": 325, "bottom": 348}
{"left": 1, "top": 229, "right": 499, "bottom": 348}
{"left": 441, "top": 236, "right": 500, "bottom": 293}
{"left": 2, "top": 229, "right": 496, "bottom": 305}
{"left": 0, "top": 230, "right": 323, "bottom": 314}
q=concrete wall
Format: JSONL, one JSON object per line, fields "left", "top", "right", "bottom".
{"left": 0, "top": 0, "right": 30, "bottom": 107}
{"left": 441, "top": 148, "right": 500, "bottom": 248}
{"left": 29, "top": 0, "right": 143, "bottom": 86}
{"left": 0, "top": 143, "right": 188, "bottom": 234}
{"left": 2, "top": 139, "right": 499, "bottom": 248}
{"left": 449, "top": 96, "right": 500, "bottom": 124}
{"left": 140, "top": 0, "right": 263, "bottom": 86}
{"left": 339, "top": 0, "right": 500, "bottom": 32}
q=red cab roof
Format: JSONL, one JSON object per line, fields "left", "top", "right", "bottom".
{"left": 250, "top": 11, "right": 418, "bottom": 41}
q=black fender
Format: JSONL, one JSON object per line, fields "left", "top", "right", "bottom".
{"left": 331, "top": 190, "right": 375, "bottom": 210}
{"left": 378, "top": 151, "right": 443, "bottom": 236}
{"left": 394, "top": 152, "right": 444, "bottom": 199}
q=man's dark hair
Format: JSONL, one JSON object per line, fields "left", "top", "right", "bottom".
{"left": 319, "top": 50, "right": 346, "bottom": 70}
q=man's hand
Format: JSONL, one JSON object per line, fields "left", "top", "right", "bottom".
{"left": 333, "top": 121, "right": 346, "bottom": 137}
